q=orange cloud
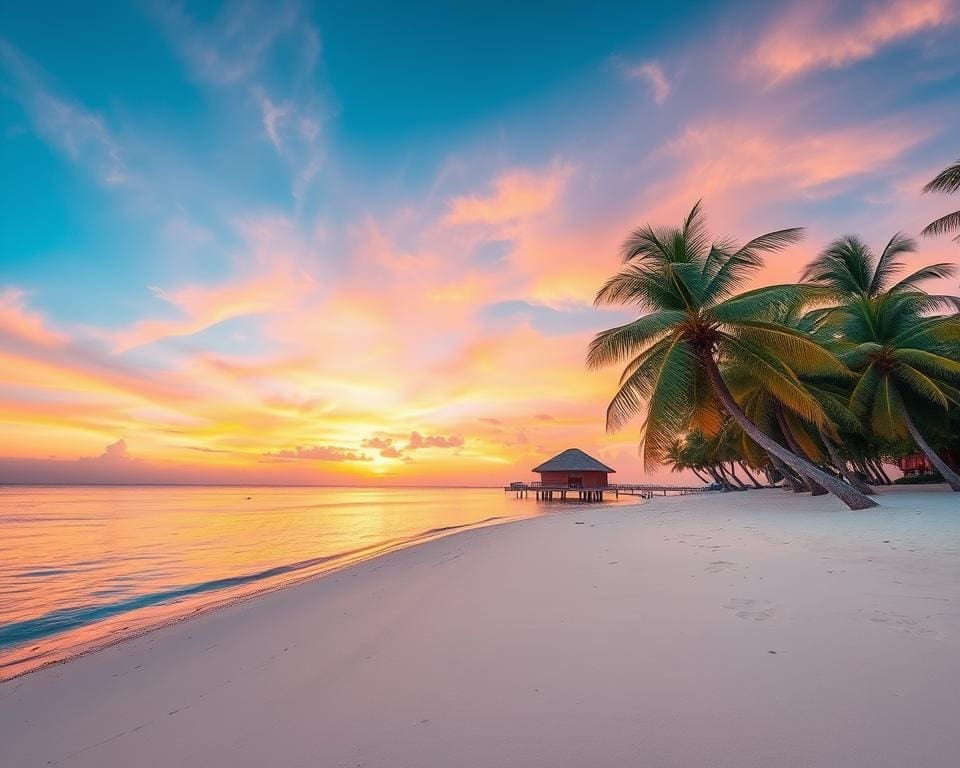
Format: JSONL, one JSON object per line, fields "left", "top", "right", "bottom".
{"left": 662, "top": 119, "right": 931, "bottom": 195}
{"left": 263, "top": 445, "right": 372, "bottom": 462}
{"left": 111, "top": 216, "right": 317, "bottom": 352}
{"left": 750, "top": 0, "right": 955, "bottom": 84}
{"left": 445, "top": 163, "right": 574, "bottom": 226}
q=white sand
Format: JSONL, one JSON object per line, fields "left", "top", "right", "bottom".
{"left": 2, "top": 486, "right": 959, "bottom": 767}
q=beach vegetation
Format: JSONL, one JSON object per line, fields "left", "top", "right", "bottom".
{"left": 589, "top": 204, "right": 960, "bottom": 506}
{"left": 587, "top": 202, "right": 879, "bottom": 509}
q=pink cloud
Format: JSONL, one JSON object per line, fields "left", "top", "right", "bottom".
{"left": 100, "top": 438, "right": 130, "bottom": 461}
{"left": 660, "top": 118, "right": 932, "bottom": 197}
{"left": 749, "top": 0, "right": 955, "bottom": 84}
{"left": 406, "top": 431, "right": 465, "bottom": 450}
{"left": 444, "top": 164, "right": 574, "bottom": 226}
{"left": 264, "top": 445, "right": 372, "bottom": 462}
{"left": 615, "top": 59, "right": 670, "bottom": 104}
{"left": 111, "top": 216, "right": 317, "bottom": 352}
{"left": 0, "top": 288, "right": 66, "bottom": 347}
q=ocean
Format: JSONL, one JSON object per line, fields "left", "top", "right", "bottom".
{"left": 0, "top": 485, "right": 622, "bottom": 679}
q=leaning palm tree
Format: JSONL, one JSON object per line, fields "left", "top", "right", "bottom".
{"left": 586, "top": 201, "right": 877, "bottom": 510}
{"left": 922, "top": 159, "right": 960, "bottom": 241}
{"left": 837, "top": 293, "right": 960, "bottom": 491}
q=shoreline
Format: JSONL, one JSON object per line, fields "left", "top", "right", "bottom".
{"left": 4, "top": 487, "right": 959, "bottom": 767}
{"left": 0, "top": 498, "right": 620, "bottom": 683}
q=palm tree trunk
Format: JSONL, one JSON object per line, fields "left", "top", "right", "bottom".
{"left": 715, "top": 463, "right": 744, "bottom": 490}
{"left": 725, "top": 462, "right": 750, "bottom": 489}
{"left": 706, "top": 467, "right": 732, "bottom": 490}
{"left": 899, "top": 403, "right": 960, "bottom": 491}
{"left": 872, "top": 459, "right": 893, "bottom": 485}
{"left": 769, "top": 454, "right": 805, "bottom": 492}
{"left": 862, "top": 459, "right": 885, "bottom": 485}
{"left": 701, "top": 354, "right": 877, "bottom": 510}
{"left": 690, "top": 468, "right": 710, "bottom": 484}
{"left": 818, "top": 427, "right": 874, "bottom": 495}
{"left": 852, "top": 459, "right": 877, "bottom": 485}
{"left": 738, "top": 461, "right": 763, "bottom": 488}
{"left": 774, "top": 407, "right": 829, "bottom": 496}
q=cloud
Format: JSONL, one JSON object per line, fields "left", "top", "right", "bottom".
{"left": 406, "top": 432, "right": 465, "bottom": 450}
{"left": 254, "top": 88, "right": 290, "bottom": 148}
{"left": 361, "top": 436, "right": 406, "bottom": 458}
{"left": 153, "top": 1, "right": 328, "bottom": 203}
{"left": 264, "top": 445, "right": 372, "bottom": 462}
{"left": 151, "top": 0, "right": 303, "bottom": 85}
{"left": 0, "top": 288, "right": 66, "bottom": 346}
{"left": 660, "top": 118, "right": 931, "bottom": 200}
{"left": 615, "top": 59, "right": 670, "bottom": 103}
{"left": 445, "top": 164, "right": 574, "bottom": 226}
{"left": 749, "top": 0, "right": 955, "bottom": 84}
{"left": 110, "top": 217, "right": 317, "bottom": 351}
{"left": 0, "top": 40, "right": 127, "bottom": 184}
{"left": 100, "top": 438, "right": 130, "bottom": 461}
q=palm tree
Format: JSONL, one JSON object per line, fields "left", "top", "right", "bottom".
{"left": 836, "top": 293, "right": 960, "bottom": 491}
{"left": 803, "top": 237, "right": 960, "bottom": 491}
{"left": 922, "top": 159, "right": 960, "bottom": 241}
{"left": 586, "top": 202, "right": 877, "bottom": 510}
{"left": 800, "top": 233, "right": 957, "bottom": 305}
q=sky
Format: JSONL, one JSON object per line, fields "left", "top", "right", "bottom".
{"left": 1, "top": 0, "right": 959, "bottom": 486}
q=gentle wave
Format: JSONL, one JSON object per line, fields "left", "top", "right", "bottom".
{"left": 0, "top": 518, "right": 506, "bottom": 650}
{"left": 1, "top": 487, "right": 621, "bottom": 678}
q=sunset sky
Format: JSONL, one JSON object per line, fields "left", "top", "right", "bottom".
{"left": 1, "top": 0, "right": 959, "bottom": 485}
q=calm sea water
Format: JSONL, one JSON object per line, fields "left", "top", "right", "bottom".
{"left": 0, "top": 486, "right": 617, "bottom": 679}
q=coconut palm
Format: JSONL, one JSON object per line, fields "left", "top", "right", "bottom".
{"left": 922, "top": 159, "right": 960, "bottom": 241}
{"left": 800, "top": 233, "right": 958, "bottom": 308}
{"left": 803, "top": 236, "right": 960, "bottom": 490}
{"left": 834, "top": 292, "right": 960, "bottom": 491}
{"left": 586, "top": 202, "right": 877, "bottom": 510}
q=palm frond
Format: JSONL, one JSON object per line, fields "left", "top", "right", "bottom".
{"left": 605, "top": 335, "right": 693, "bottom": 434}
{"left": 593, "top": 264, "right": 684, "bottom": 309}
{"left": 719, "top": 334, "right": 828, "bottom": 426}
{"left": 888, "top": 262, "right": 958, "bottom": 293}
{"left": 710, "top": 284, "right": 828, "bottom": 323}
{"left": 922, "top": 160, "right": 960, "bottom": 194}
{"left": 921, "top": 209, "right": 960, "bottom": 237}
{"left": 633, "top": 339, "right": 699, "bottom": 469}
{"left": 586, "top": 312, "right": 686, "bottom": 370}
{"left": 849, "top": 363, "right": 881, "bottom": 417}
{"left": 892, "top": 348, "right": 960, "bottom": 380}
{"left": 802, "top": 235, "right": 874, "bottom": 296}
{"left": 727, "top": 320, "right": 849, "bottom": 376}
{"left": 893, "top": 363, "right": 949, "bottom": 410}
{"left": 870, "top": 378, "right": 904, "bottom": 437}
{"left": 704, "top": 228, "right": 804, "bottom": 301}
{"left": 869, "top": 232, "right": 916, "bottom": 295}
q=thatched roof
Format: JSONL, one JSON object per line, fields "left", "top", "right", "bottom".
{"left": 532, "top": 448, "right": 615, "bottom": 474}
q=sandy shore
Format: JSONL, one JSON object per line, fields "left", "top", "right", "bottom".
{"left": 2, "top": 486, "right": 959, "bottom": 767}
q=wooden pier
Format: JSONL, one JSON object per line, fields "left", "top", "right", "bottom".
{"left": 504, "top": 481, "right": 708, "bottom": 501}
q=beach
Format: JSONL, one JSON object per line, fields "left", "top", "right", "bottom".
{"left": 2, "top": 486, "right": 959, "bottom": 767}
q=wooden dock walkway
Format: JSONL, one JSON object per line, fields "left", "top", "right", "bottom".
{"left": 503, "top": 482, "right": 708, "bottom": 501}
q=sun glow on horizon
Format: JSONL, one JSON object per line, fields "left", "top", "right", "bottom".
{"left": 2, "top": 1, "right": 959, "bottom": 485}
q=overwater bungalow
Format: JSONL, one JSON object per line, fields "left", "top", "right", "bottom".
{"left": 533, "top": 448, "right": 615, "bottom": 491}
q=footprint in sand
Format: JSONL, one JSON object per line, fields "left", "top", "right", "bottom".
{"left": 860, "top": 609, "right": 940, "bottom": 639}
{"left": 723, "top": 597, "right": 777, "bottom": 621}
{"left": 705, "top": 560, "right": 736, "bottom": 574}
